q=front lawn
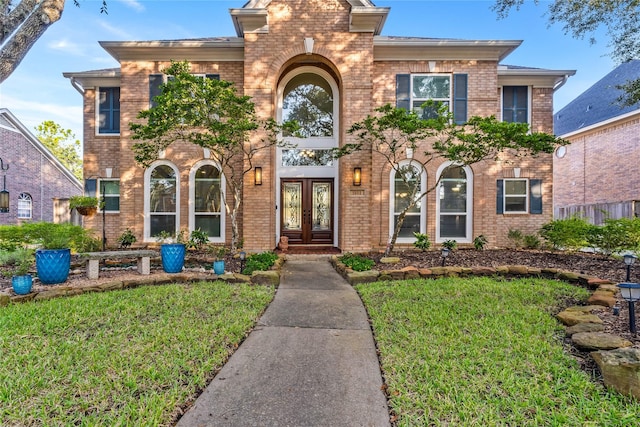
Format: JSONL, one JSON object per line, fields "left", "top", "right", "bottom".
{"left": 357, "top": 277, "right": 640, "bottom": 426}
{"left": 0, "top": 281, "right": 275, "bottom": 425}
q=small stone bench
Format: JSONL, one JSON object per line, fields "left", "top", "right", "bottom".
{"left": 77, "top": 250, "right": 159, "bottom": 279}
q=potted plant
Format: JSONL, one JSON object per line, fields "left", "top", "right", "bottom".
{"left": 35, "top": 224, "right": 73, "bottom": 285}
{"left": 69, "top": 195, "right": 99, "bottom": 217}
{"left": 210, "top": 245, "right": 227, "bottom": 275}
{"left": 0, "top": 248, "right": 35, "bottom": 295}
{"left": 156, "top": 230, "right": 186, "bottom": 273}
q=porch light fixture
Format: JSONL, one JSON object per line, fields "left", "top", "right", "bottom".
{"left": 304, "top": 37, "right": 314, "bottom": 55}
{"left": 624, "top": 254, "right": 637, "bottom": 281}
{"left": 254, "top": 167, "right": 262, "bottom": 185}
{"left": 617, "top": 282, "right": 640, "bottom": 333}
{"left": 441, "top": 247, "right": 450, "bottom": 267}
{"left": 0, "top": 158, "right": 9, "bottom": 213}
{"left": 353, "top": 167, "right": 362, "bottom": 186}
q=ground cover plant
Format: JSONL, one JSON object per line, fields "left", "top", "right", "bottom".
{"left": 0, "top": 281, "right": 275, "bottom": 425}
{"left": 357, "top": 277, "right": 640, "bottom": 426}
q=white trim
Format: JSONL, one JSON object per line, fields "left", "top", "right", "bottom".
{"left": 188, "top": 160, "right": 226, "bottom": 243}
{"left": 17, "top": 192, "right": 32, "bottom": 220}
{"left": 275, "top": 66, "right": 340, "bottom": 246}
{"left": 410, "top": 73, "right": 453, "bottom": 117}
{"left": 389, "top": 160, "right": 427, "bottom": 244}
{"left": 435, "top": 162, "right": 473, "bottom": 243}
{"left": 98, "top": 178, "right": 120, "bottom": 213}
{"left": 143, "top": 160, "right": 180, "bottom": 242}
{"left": 503, "top": 178, "right": 529, "bottom": 214}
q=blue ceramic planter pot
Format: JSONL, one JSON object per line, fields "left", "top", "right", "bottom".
{"left": 12, "top": 274, "right": 33, "bottom": 295}
{"left": 36, "top": 248, "right": 71, "bottom": 285}
{"left": 161, "top": 243, "right": 186, "bottom": 273}
{"left": 213, "top": 260, "right": 225, "bottom": 275}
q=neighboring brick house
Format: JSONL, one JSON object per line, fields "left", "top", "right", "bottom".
{"left": 63, "top": 0, "right": 573, "bottom": 251}
{"left": 554, "top": 60, "right": 640, "bottom": 224}
{"left": 0, "top": 108, "right": 82, "bottom": 225}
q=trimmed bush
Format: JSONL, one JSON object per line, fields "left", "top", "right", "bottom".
{"left": 243, "top": 251, "right": 278, "bottom": 275}
{"left": 338, "top": 253, "right": 375, "bottom": 272}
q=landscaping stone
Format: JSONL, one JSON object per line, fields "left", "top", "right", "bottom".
{"left": 557, "top": 271, "right": 581, "bottom": 283}
{"left": 565, "top": 305, "right": 605, "bottom": 313}
{"left": 495, "top": 266, "right": 509, "bottom": 274}
{"left": 417, "top": 268, "right": 433, "bottom": 277}
{"left": 587, "top": 278, "right": 616, "bottom": 290}
{"left": 592, "top": 348, "right": 640, "bottom": 400}
{"left": 34, "top": 289, "right": 70, "bottom": 301}
{"left": 379, "top": 257, "right": 401, "bottom": 264}
{"left": 566, "top": 322, "right": 605, "bottom": 335}
{"left": 571, "top": 332, "right": 632, "bottom": 351}
{"left": 251, "top": 270, "right": 280, "bottom": 286}
{"left": 401, "top": 266, "right": 420, "bottom": 279}
{"left": 557, "top": 309, "right": 603, "bottom": 326}
{"left": 470, "top": 266, "right": 496, "bottom": 276}
{"left": 0, "top": 292, "right": 9, "bottom": 306}
{"left": 507, "top": 265, "right": 529, "bottom": 275}
{"left": 346, "top": 270, "right": 380, "bottom": 285}
{"left": 597, "top": 284, "right": 619, "bottom": 293}
{"left": 587, "top": 291, "right": 616, "bottom": 307}
{"left": 98, "top": 281, "right": 124, "bottom": 291}
{"left": 10, "top": 293, "right": 35, "bottom": 303}
{"left": 385, "top": 270, "right": 406, "bottom": 280}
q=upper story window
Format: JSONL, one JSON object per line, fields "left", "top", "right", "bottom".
{"left": 502, "top": 86, "right": 529, "bottom": 124}
{"left": 149, "top": 73, "right": 219, "bottom": 108}
{"left": 99, "top": 179, "right": 120, "bottom": 212}
{"left": 17, "top": 193, "right": 32, "bottom": 219}
{"left": 98, "top": 87, "right": 120, "bottom": 134}
{"left": 282, "top": 73, "right": 334, "bottom": 138}
{"left": 397, "top": 74, "right": 467, "bottom": 124}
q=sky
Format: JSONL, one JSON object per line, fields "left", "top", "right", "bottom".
{"left": 0, "top": 0, "right": 616, "bottom": 143}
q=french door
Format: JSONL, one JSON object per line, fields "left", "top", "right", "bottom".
{"left": 281, "top": 179, "right": 333, "bottom": 245}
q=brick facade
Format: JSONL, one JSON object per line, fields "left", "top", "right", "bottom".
{"left": 0, "top": 109, "right": 82, "bottom": 225}
{"left": 66, "top": 0, "right": 569, "bottom": 251}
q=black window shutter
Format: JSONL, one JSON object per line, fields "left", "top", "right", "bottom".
{"left": 453, "top": 74, "right": 468, "bottom": 124}
{"left": 496, "top": 179, "right": 504, "bottom": 214}
{"left": 530, "top": 179, "right": 543, "bottom": 214}
{"left": 149, "top": 74, "right": 163, "bottom": 108}
{"left": 205, "top": 74, "right": 220, "bottom": 80}
{"left": 396, "top": 74, "right": 410, "bottom": 111}
{"left": 84, "top": 179, "right": 97, "bottom": 198}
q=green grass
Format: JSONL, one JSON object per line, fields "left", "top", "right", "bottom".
{"left": 0, "top": 281, "right": 275, "bottom": 426}
{"left": 357, "top": 276, "right": 640, "bottom": 426}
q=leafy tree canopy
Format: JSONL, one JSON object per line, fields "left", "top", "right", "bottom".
{"left": 493, "top": 0, "right": 640, "bottom": 107}
{"left": 34, "top": 120, "right": 82, "bottom": 179}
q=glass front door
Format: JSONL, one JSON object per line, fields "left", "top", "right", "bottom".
{"left": 281, "top": 179, "right": 333, "bottom": 245}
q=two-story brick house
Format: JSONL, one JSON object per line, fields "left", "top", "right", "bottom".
{"left": 64, "top": 0, "right": 573, "bottom": 252}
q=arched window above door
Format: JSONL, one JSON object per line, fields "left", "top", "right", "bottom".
{"left": 282, "top": 73, "right": 334, "bottom": 138}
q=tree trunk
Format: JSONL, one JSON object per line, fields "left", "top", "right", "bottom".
{"left": 0, "top": 0, "right": 65, "bottom": 83}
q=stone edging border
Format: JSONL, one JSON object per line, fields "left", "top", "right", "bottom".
{"left": 329, "top": 255, "right": 640, "bottom": 401}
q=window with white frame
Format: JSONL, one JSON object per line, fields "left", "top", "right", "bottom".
{"left": 192, "top": 163, "right": 223, "bottom": 240}
{"left": 149, "top": 73, "right": 219, "bottom": 108}
{"left": 503, "top": 179, "right": 528, "bottom": 213}
{"left": 411, "top": 74, "right": 451, "bottom": 120}
{"left": 98, "top": 87, "right": 120, "bottom": 134}
{"left": 391, "top": 162, "right": 426, "bottom": 242}
{"left": 17, "top": 193, "right": 32, "bottom": 219}
{"left": 502, "top": 86, "right": 529, "bottom": 124}
{"left": 437, "top": 165, "right": 472, "bottom": 241}
{"left": 147, "top": 164, "right": 178, "bottom": 238}
{"left": 99, "top": 180, "right": 120, "bottom": 212}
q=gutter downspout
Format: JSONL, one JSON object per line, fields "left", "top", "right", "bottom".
{"left": 70, "top": 77, "right": 84, "bottom": 95}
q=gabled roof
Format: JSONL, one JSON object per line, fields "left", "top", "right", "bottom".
{"left": 554, "top": 60, "right": 640, "bottom": 136}
{"left": 0, "top": 108, "right": 83, "bottom": 190}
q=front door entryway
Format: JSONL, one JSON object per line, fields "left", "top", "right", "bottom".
{"left": 281, "top": 179, "right": 333, "bottom": 245}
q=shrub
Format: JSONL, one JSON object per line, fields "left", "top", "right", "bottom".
{"left": 587, "top": 217, "right": 640, "bottom": 255}
{"left": 188, "top": 229, "right": 209, "bottom": 250}
{"left": 338, "top": 253, "right": 375, "bottom": 272}
{"left": 243, "top": 251, "right": 278, "bottom": 275}
{"left": 442, "top": 240, "right": 457, "bottom": 251}
{"left": 0, "top": 248, "right": 34, "bottom": 277}
{"left": 539, "top": 217, "right": 592, "bottom": 251}
{"left": 117, "top": 228, "right": 137, "bottom": 249}
{"left": 507, "top": 229, "right": 523, "bottom": 249}
{"left": 473, "top": 235, "right": 488, "bottom": 251}
{"left": 413, "top": 232, "right": 431, "bottom": 251}
{"left": 523, "top": 234, "right": 541, "bottom": 249}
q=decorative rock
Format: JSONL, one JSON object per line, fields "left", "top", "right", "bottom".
{"left": 417, "top": 268, "right": 433, "bottom": 277}
{"left": 251, "top": 270, "right": 280, "bottom": 286}
{"left": 379, "top": 257, "right": 401, "bottom": 264}
{"left": 471, "top": 267, "right": 496, "bottom": 276}
{"left": 558, "top": 271, "right": 581, "bottom": 282}
{"left": 346, "top": 270, "right": 380, "bottom": 285}
{"left": 592, "top": 348, "right": 640, "bottom": 400}
{"left": 495, "top": 266, "right": 509, "bottom": 274}
{"left": 597, "top": 284, "right": 620, "bottom": 293}
{"left": 34, "top": 289, "right": 70, "bottom": 301}
{"left": 507, "top": 265, "right": 529, "bottom": 275}
{"left": 542, "top": 267, "right": 559, "bottom": 275}
{"left": 565, "top": 305, "right": 605, "bottom": 313}
{"left": 566, "top": 322, "right": 605, "bottom": 336}
{"left": 587, "top": 291, "right": 616, "bottom": 307}
{"left": 0, "top": 292, "right": 9, "bottom": 307}
{"left": 98, "top": 281, "right": 124, "bottom": 291}
{"left": 527, "top": 267, "right": 542, "bottom": 275}
{"left": 587, "top": 278, "right": 615, "bottom": 290}
{"left": 572, "top": 332, "right": 632, "bottom": 351}
{"left": 557, "top": 310, "right": 603, "bottom": 326}
{"left": 10, "top": 293, "right": 35, "bottom": 303}
{"left": 428, "top": 267, "right": 447, "bottom": 276}
{"left": 385, "top": 270, "right": 406, "bottom": 280}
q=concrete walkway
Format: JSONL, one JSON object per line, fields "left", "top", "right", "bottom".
{"left": 177, "top": 256, "right": 391, "bottom": 427}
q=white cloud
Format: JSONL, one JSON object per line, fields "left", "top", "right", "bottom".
{"left": 119, "top": 0, "right": 145, "bottom": 13}
{"left": 98, "top": 20, "right": 134, "bottom": 40}
{"left": 47, "top": 39, "right": 86, "bottom": 57}
{"left": 0, "top": 95, "right": 83, "bottom": 139}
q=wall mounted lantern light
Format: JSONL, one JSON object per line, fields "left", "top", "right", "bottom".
{"left": 254, "top": 167, "right": 262, "bottom": 186}
{"left": 0, "top": 158, "right": 9, "bottom": 213}
{"left": 353, "top": 167, "right": 362, "bottom": 186}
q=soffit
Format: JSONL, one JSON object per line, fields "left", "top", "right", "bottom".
{"left": 99, "top": 39, "right": 245, "bottom": 62}
{"left": 62, "top": 69, "right": 121, "bottom": 88}
{"left": 498, "top": 67, "right": 576, "bottom": 88}
{"left": 373, "top": 37, "right": 522, "bottom": 62}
